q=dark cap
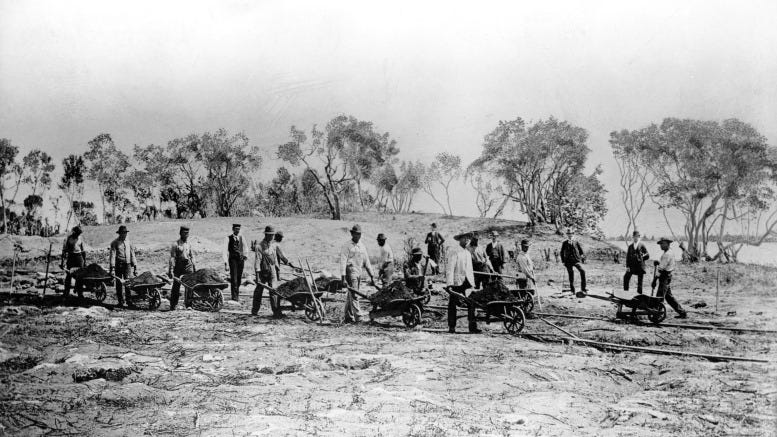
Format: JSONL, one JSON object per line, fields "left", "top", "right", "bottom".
{"left": 657, "top": 237, "right": 673, "bottom": 244}
{"left": 377, "top": 233, "right": 386, "bottom": 240}
{"left": 180, "top": 226, "right": 190, "bottom": 232}
{"left": 520, "top": 239, "right": 530, "bottom": 245}
{"left": 72, "top": 226, "right": 82, "bottom": 235}
{"left": 232, "top": 223, "right": 241, "bottom": 229}
{"left": 350, "top": 224, "right": 362, "bottom": 234}
{"left": 565, "top": 228, "right": 573, "bottom": 235}
{"left": 116, "top": 225, "right": 129, "bottom": 234}
{"left": 411, "top": 247, "right": 423, "bottom": 255}
{"left": 264, "top": 225, "right": 276, "bottom": 234}
{"left": 275, "top": 230, "right": 284, "bottom": 238}
{"left": 454, "top": 233, "right": 472, "bottom": 241}
{"left": 632, "top": 230, "right": 641, "bottom": 237}
{"left": 431, "top": 222, "right": 437, "bottom": 228}
{"left": 491, "top": 231, "right": 499, "bottom": 237}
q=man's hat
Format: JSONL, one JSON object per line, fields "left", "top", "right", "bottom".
{"left": 116, "top": 225, "right": 129, "bottom": 234}
{"left": 454, "top": 232, "right": 472, "bottom": 241}
{"left": 632, "top": 230, "right": 641, "bottom": 237}
{"left": 180, "top": 226, "right": 190, "bottom": 232}
{"left": 264, "top": 225, "right": 276, "bottom": 234}
{"left": 491, "top": 231, "right": 499, "bottom": 237}
{"left": 232, "top": 223, "right": 241, "bottom": 229}
{"left": 72, "top": 226, "right": 82, "bottom": 235}
{"left": 657, "top": 237, "right": 673, "bottom": 244}
{"left": 520, "top": 239, "right": 530, "bottom": 245}
{"left": 275, "top": 230, "right": 284, "bottom": 238}
{"left": 431, "top": 222, "right": 437, "bottom": 228}
{"left": 350, "top": 224, "right": 362, "bottom": 234}
{"left": 411, "top": 247, "right": 423, "bottom": 255}
{"left": 565, "top": 228, "right": 573, "bottom": 234}
{"left": 377, "top": 233, "right": 386, "bottom": 240}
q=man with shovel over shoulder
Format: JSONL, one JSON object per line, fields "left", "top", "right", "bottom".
{"left": 652, "top": 237, "right": 687, "bottom": 319}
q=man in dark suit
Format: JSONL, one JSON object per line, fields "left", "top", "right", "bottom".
{"left": 560, "top": 228, "right": 587, "bottom": 297}
{"left": 623, "top": 230, "right": 650, "bottom": 294}
{"left": 486, "top": 231, "right": 506, "bottom": 277}
{"left": 425, "top": 223, "right": 445, "bottom": 275}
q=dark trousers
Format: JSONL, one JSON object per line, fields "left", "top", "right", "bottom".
{"left": 565, "top": 263, "right": 586, "bottom": 292}
{"left": 379, "top": 263, "right": 394, "bottom": 286}
{"left": 429, "top": 249, "right": 441, "bottom": 275}
{"left": 657, "top": 272, "right": 685, "bottom": 315}
{"left": 253, "top": 270, "right": 281, "bottom": 316}
{"left": 473, "top": 262, "right": 488, "bottom": 289}
{"left": 169, "top": 261, "right": 194, "bottom": 310}
{"left": 228, "top": 256, "right": 244, "bottom": 301}
{"left": 448, "top": 280, "right": 476, "bottom": 331}
{"left": 623, "top": 271, "right": 644, "bottom": 294}
{"left": 114, "top": 261, "right": 132, "bottom": 304}
{"left": 64, "top": 253, "right": 85, "bottom": 296}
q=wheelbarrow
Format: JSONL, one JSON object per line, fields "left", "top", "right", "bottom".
{"left": 346, "top": 285, "right": 429, "bottom": 328}
{"left": 113, "top": 273, "right": 168, "bottom": 310}
{"left": 65, "top": 267, "right": 111, "bottom": 302}
{"left": 172, "top": 276, "right": 228, "bottom": 312}
{"left": 444, "top": 287, "right": 526, "bottom": 334}
{"left": 256, "top": 280, "right": 326, "bottom": 321}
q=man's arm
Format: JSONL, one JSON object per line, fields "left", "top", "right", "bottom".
{"left": 108, "top": 241, "right": 116, "bottom": 272}
{"left": 241, "top": 235, "right": 249, "bottom": 259}
{"left": 129, "top": 242, "right": 136, "bottom": 268}
{"left": 640, "top": 244, "right": 650, "bottom": 261}
{"left": 276, "top": 245, "right": 290, "bottom": 266}
{"left": 339, "top": 244, "right": 348, "bottom": 278}
{"left": 222, "top": 236, "right": 229, "bottom": 265}
{"left": 362, "top": 245, "right": 375, "bottom": 281}
{"left": 168, "top": 244, "right": 176, "bottom": 275}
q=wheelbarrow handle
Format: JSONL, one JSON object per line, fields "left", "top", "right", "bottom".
{"left": 344, "top": 285, "right": 372, "bottom": 300}
{"left": 255, "top": 282, "right": 283, "bottom": 297}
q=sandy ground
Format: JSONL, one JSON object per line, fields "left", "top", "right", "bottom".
{"left": 1, "top": 213, "right": 775, "bottom": 436}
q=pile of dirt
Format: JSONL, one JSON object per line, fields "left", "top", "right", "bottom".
{"left": 72, "top": 263, "right": 110, "bottom": 280}
{"left": 275, "top": 277, "right": 330, "bottom": 297}
{"left": 126, "top": 271, "right": 165, "bottom": 288}
{"left": 370, "top": 280, "right": 415, "bottom": 307}
{"left": 469, "top": 281, "right": 518, "bottom": 306}
{"left": 181, "top": 268, "right": 226, "bottom": 288}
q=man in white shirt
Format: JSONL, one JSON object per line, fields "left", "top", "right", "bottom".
{"left": 223, "top": 224, "right": 248, "bottom": 302}
{"left": 109, "top": 225, "right": 136, "bottom": 307}
{"left": 652, "top": 237, "right": 687, "bottom": 319}
{"left": 514, "top": 239, "right": 535, "bottom": 288}
{"left": 168, "top": 226, "right": 196, "bottom": 310}
{"left": 447, "top": 233, "right": 479, "bottom": 334}
{"left": 340, "top": 224, "right": 376, "bottom": 323}
{"left": 376, "top": 233, "right": 394, "bottom": 286}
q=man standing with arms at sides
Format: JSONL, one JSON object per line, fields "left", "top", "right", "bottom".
{"left": 515, "top": 239, "right": 535, "bottom": 288}
{"left": 468, "top": 235, "right": 493, "bottom": 289}
{"left": 653, "top": 237, "right": 688, "bottom": 319}
{"left": 486, "top": 231, "right": 507, "bottom": 278}
{"left": 61, "top": 226, "right": 86, "bottom": 298}
{"left": 447, "top": 233, "right": 479, "bottom": 334}
{"left": 623, "top": 230, "right": 650, "bottom": 295}
{"left": 223, "top": 224, "right": 248, "bottom": 302}
{"left": 560, "top": 228, "right": 587, "bottom": 297}
{"left": 340, "top": 224, "right": 376, "bottom": 324}
{"left": 403, "top": 247, "right": 427, "bottom": 293}
{"left": 253, "top": 226, "right": 286, "bottom": 318}
{"left": 425, "top": 223, "right": 444, "bottom": 275}
{"left": 109, "top": 225, "right": 137, "bottom": 307}
{"left": 376, "top": 233, "right": 394, "bottom": 286}
{"left": 168, "top": 226, "right": 196, "bottom": 311}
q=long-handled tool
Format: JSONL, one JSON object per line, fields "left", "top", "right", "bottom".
{"left": 42, "top": 242, "right": 53, "bottom": 296}
{"left": 303, "top": 257, "right": 325, "bottom": 322}
{"left": 649, "top": 264, "right": 658, "bottom": 296}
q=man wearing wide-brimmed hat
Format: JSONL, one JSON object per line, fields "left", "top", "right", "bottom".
{"left": 60, "top": 226, "right": 87, "bottom": 297}
{"left": 403, "top": 247, "right": 426, "bottom": 292}
{"left": 653, "top": 237, "right": 687, "bottom": 318}
{"left": 623, "top": 230, "right": 650, "bottom": 294}
{"left": 223, "top": 224, "right": 248, "bottom": 302}
{"left": 109, "top": 225, "right": 137, "bottom": 307}
{"left": 376, "top": 233, "right": 394, "bottom": 285}
{"left": 339, "top": 224, "right": 376, "bottom": 323}
{"left": 168, "top": 226, "right": 196, "bottom": 310}
{"left": 253, "top": 225, "right": 287, "bottom": 318}
{"left": 447, "top": 233, "right": 478, "bottom": 333}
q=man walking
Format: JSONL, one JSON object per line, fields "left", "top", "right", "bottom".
{"left": 109, "top": 225, "right": 136, "bottom": 307}
{"left": 223, "top": 224, "right": 248, "bottom": 302}
{"left": 653, "top": 237, "right": 687, "bottom": 318}
{"left": 376, "top": 233, "right": 394, "bottom": 286}
{"left": 560, "top": 228, "right": 587, "bottom": 297}
{"left": 447, "top": 233, "right": 478, "bottom": 334}
{"left": 60, "top": 226, "right": 86, "bottom": 298}
{"left": 486, "top": 231, "right": 507, "bottom": 277}
{"left": 339, "top": 224, "right": 376, "bottom": 323}
{"left": 253, "top": 226, "right": 286, "bottom": 318}
{"left": 624, "top": 230, "right": 650, "bottom": 294}
{"left": 425, "top": 223, "right": 445, "bottom": 275}
{"left": 468, "top": 235, "right": 493, "bottom": 289}
{"left": 168, "top": 226, "right": 196, "bottom": 310}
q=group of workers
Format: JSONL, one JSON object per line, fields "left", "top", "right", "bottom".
{"left": 58, "top": 220, "right": 687, "bottom": 328}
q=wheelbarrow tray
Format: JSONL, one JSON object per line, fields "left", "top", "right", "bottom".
{"left": 445, "top": 288, "right": 526, "bottom": 334}
{"left": 127, "top": 282, "right": 167, "bottom": 293}
{"left": 368, "top": 294, "right": 428, "bottom": 328}
{"left": 177, "top": 280, "right": 228, "bottom": 312}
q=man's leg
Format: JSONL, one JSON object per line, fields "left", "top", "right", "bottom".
{"left": 660, "top": 274, "right": 686, "bottom": 317}
{"left": 565, "top": 264, "right": 576, "bottom": 293}
{"left": 269, "top": 275, "right": 283, "bottom": 317}
{"left": 228, "top": 257, "right": 240, "bottom": 301}
{"left": 447, "top": 288, "right": 458, "bottom": 332}
{"left": 169, "top": 282, "right": 180, "bottom": 310}
{"left": 64, "top": 271, "right": 72, "bottom": 297}
{"left": 115, "top": 262, "right": 126, "bottom": 305}
{"left": 623, "top": 271, "right": 632, "bottom": 291}
{"left": 576, "top": 263, "right": 587, "bottom": 291}
{"left": 636, "top": 273, "right": 644, "bottom": 295}
{"left": 252, "top": 271, "right": 267, "bottom": 315}
{"left": 342, "top": 265, "right": 360, "bottom": 323}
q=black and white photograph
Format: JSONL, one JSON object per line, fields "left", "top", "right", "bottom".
{"left": 1, "top": 1, "right": 776, "bottom": 435}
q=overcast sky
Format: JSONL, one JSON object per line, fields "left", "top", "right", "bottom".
{"left": 2, "top": 0, "right": 776, "bottom": 236}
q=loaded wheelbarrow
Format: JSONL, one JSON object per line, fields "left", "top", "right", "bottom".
{"left": 511, "top": 277, "right": 537, "bottom": 315}
{"left": 172, "top": 277, "right": 228, "bottom": 312}
{"left": 444, "top": 287, "right": 526, "bottom": 334}
{"left": 257, "top": 281, "right": 327, "bottom": 321}
{"left": 348, "top": 285, "right": 430, "bottom": 328}
{"left": 589, "top": 267, "right": 666, "bottom": 325}
{"left": 112, "top": 274, "right": 168, "bottom": 310}
{"left": 66, "top": 267, "right": 112, "bottom": 302}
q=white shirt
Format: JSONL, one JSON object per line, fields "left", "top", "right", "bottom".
{"left": 447, "top": 245, "right": 475, "bottom": 287}
{"left": 340, "top": 240, "right": 374, "bottom": 277}
{"left": 515, "top": 251, "right": 534, "bottom": 281}
{"left": 657, "top": 250, "right": 676, "bottom": 273}
{"left": 377, "top": 244, "right": 394, "bottom": 266}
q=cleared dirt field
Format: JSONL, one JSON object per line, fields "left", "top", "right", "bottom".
{"left": 1, "top": 213, "right": 775, "bottom": 436}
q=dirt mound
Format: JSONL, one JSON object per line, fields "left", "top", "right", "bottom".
{"left": 73, "top": 263, "right": 110, "bottom": 279}
{"left": 370, "top": 280, "right": 415, "bottom": 307}
{"left": 275, "top": 277, "right": 330, "bottom": 297}
{"left": 126, "top": 271, "right": 165, "bottom": 288}
{"left": 469, "top": 281, "right": 517, "bottom": 305}
{"left": 181, "top": 268, "right": 227, "bottom": 288}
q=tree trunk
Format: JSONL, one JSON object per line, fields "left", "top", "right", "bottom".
{"left": 0, "top": 189, "right": 6, "bottom": 234}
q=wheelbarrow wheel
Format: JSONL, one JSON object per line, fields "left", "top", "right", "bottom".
{"left": 304, "top": 299, "right": 325, "bottom": 321}
{"left": 95, "top": 282, "right": 107, "bottom": 302}
{"left": 148, "top": 288, "right": 162, "bottom": 310}
{"left": 647, "top": 302, "right": 666, "bottom": 324}
{"left": 401, "top": 304, "right": 422, "bottom": 328}
{"left": 503, "top": 305, "right": 525, "bottom": 334}
{"left": 211, "top": 289, "right": 224, "bottom": 312}
{"left": 521, "top": 292, "right": 534, "bottom": 314}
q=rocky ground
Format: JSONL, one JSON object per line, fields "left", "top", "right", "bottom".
{"left": 1, "top": 213, "right": 775, "bottom": 436}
